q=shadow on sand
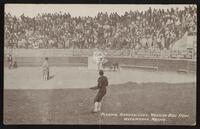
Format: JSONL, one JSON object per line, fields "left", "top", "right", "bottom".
{"left": 48, "top": 75, "right": 55, "bottom": 80}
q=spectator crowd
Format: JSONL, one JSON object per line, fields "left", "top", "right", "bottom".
{"left": 5, "top": 5, "right": 197, "bottom": 50}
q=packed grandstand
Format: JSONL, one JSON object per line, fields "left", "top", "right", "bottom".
{"left": 5, "top": 5, "right": 196, "bottom": 51}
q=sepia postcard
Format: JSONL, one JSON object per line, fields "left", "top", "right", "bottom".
{"left": 3, "top": 4, "right": 197, "bottom": 125}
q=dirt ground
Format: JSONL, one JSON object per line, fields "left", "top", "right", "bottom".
{"left": 3, "top": 67, "right": 196, "bottom": 125}
{"left": 4, "top": 67, "right": 196, "bottom": 89}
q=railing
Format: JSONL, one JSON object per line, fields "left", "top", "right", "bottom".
{"left": 131, "top": 49, "right": 195, "bottom": 60}
{"left": 73, "top": 49, "right": 195, "bottom": 60}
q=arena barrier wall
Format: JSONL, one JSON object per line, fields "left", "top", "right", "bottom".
{"left": 105, "top": 57, "right": 196, "bottom": 72}
{"left": 4, "top": 56, "right": 196, "bottom": 72}
{"left": 4, "top": 57, "right": 88, "bottom": 67}
{"left": 4, "top": 49, "right": 196, "bottom": 72}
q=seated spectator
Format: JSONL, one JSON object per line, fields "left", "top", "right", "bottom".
{"left": 4, "top": 5, "right": 196, "bottom": 51}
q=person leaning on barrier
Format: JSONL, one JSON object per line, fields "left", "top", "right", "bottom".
{"left": 7, "top": 54, "right": 17, "bottom": 69}
{"left": 7, "top": 54, "right": 13, "bottom": 69}
{"left": 90, "top": 70, "right": 108, "bottom": 113}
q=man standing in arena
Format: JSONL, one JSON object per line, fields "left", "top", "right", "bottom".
{"left": 42, "top": 57, "right": 49, "bottom": 80}
{"left": 90, "top": 70, "right": 108, "bottom": 113}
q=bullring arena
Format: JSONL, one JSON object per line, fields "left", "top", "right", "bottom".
{"left": 4, "top": 49, "right": 196, "bottom": 125}
{"left": 4, "top": 4, "right": 197, "bottom": 125}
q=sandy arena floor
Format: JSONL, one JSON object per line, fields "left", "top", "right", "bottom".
{"left": 4, "top": 66, "right": 196, "bottom": 89}
{"left": 3, "top": 66, "right": 196, "bottom": 125}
